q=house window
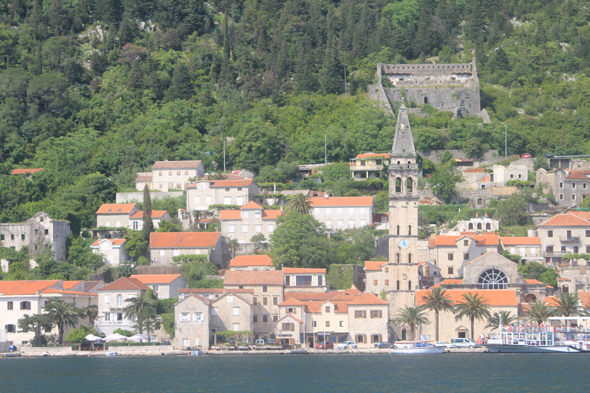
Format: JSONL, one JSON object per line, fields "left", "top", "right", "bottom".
{"left": 325, "top": 321, "right": 331, "bottom": 327}
{"left": 486, "top": 223, "right": 491, "bottom": 230}
{"left": 373, "top": 280, "right": 378, "bottom": 286}
{"left": 225, "top": 188, "right": 230, "bottom": 192}
{"left": 384, "top": 280, "right": 389, "bottom": 286}
{"left": 229, "top": 225, "right": 235, "bottom": 233}
{"left": 160, "top": 250, "right": 165, "bottom": 256}
{"left": 370, "top": 310, "right": 383, "bottom": 318}
{"left": 574, "top": 246, "right": 579, "bottom": 253}
{"left": 356, "top": 334, "right": 365, "bottom": 343}
{"left": 233, "top": 307, "right": 240, "bottom": 316}
{"left": 263, "top": 285, "right": 268, "bottom": 293}
{"left": 313, "top": 321, "right": 317, "bottom": 328}
{"left": 105, "top": 295, "right": 110, "bottom": 304}
{"left": 561, "top": 246, "right": 566, "bottom": 253}
{"left": 21, "top": 234, "right": 25, "bottom": 240}
{"left": 559, "top": 183, "right": 563, "bottom": 188}
{"left": 233, "top": 324, "right": 240, "bottom": 331}
{"left": 354, "top": 310, "right": 367, "bottom": 318}
{"left": 325, "top": 306, "right": 330, "bottom": 313}
{"left": 586, "top": 230, "right": 590, "bottom": 238}
{"left": 255, "top": 212, "right": 261, "bottom": 219}
{"left": 546, "top": 246, "right": 553, "bottom": 252}
{"left": 339, "top": 320, "right": 344, "bottom": 327}
{"left": 0, "top": 235, "right": 3, "bottom": 240}
{"left": 548, "top": 230, "right": 553, "bottom": 238}
{"left": 256, "top": 225, "right": 261, "bottom": 233}
{"left": 396, "top": 281, "right": 400, "bottom": 290}
{"left": 104, "top": 313, "right": 110, "bottom": 321}
{"left": 448, "top": 254, "right": 454, "bottom": 261}
{"left": 253, "top": 316, "right": 258, "bottom": 323}
{"left": 282, "top": 323, "right": 294, "bottom": 331}
{"left": 287, "top": 307, "right": 295, "bottom": 314}
{"left": 384, "top": 267, "right": 389, "bottom": 273}
{"left": 371, "top": 334, "right": 381, "bottom": 343}
{"left": 586, "top": 246, "right": 590, "bottom": 253}
{"left": 463, "top": 240, "right": 468, "bottom": 246}
{"left": 242, "top": 225, "right": 248, "bottom": 233}
{"left": 268, "top": 225, "right": 274, "bottom": 233}
{"left": 273, "top": 297, "right": 278, "bottom": 305}
{"left": 180, "top": 313, "right": 190, "bottom": 322}
{"left": 11, "top": 234, "right": 14, "bottom": 240}
{"left": 263, "top": 297, "right": 268, "bottom": 305}
{"left": 560, "top": 194, "right": 564, "bottom": 200}
{"left": 463, "top": 253, "right": 470, "bottom": 260}
{"left": 318, "top": 276, "right": 323, "bottom": 286}
{"left": 448, "top": 267, "right": 454, "bottom": 275}
{"left": 573, "top": 183, "right": 577, "bottom": 188}
{"left": 117, "top": 295, "right": 123, "bottom": 307}
{"left": 7, "top": 301, "right": 13, "bottom": 310}
{"left": 5, "top": 324, "right": 16, "bottom": 333}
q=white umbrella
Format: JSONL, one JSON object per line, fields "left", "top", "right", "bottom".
{"left": 128, "top": 334, "right": 145, "bottom": 342}
{"left": 103, "top": 333, "right": 127, "bottom": 342}
{"left": 85, "top": 334, "right": 103, "bottom": 342}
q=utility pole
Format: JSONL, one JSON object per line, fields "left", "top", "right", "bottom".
{"left": 325, "top": 134, "right": 327, "bottom": 165}
{"left": 505, "top": 125, "right": 508, "bottom": 159}
{"left": 344, "top": 66, "right": 347, "bottom": 97}
{"left": 223, "top": 139, "right": 226, "bottom": 173}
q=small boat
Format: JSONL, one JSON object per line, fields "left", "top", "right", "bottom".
{"left": 485, "top": 326, "right": 580, "bottom": 353}
{"left": 105, "top": 352, "right": 118, "bottom": 357}
{"left": 389, "top": 341, "right": 445, "bottom": 354}
{"left": 188, "top": 350, "right": 204, "bottom": 356}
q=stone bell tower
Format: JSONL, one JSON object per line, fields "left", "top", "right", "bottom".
{"left": 387, "top": 104, "right": 420, "bottom": 330}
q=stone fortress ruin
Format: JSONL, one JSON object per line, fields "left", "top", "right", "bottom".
{"left": 369, "top": 58, "right": 488, "bottom": 120}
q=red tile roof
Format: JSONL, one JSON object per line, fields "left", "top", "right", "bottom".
{"left": 283, "top": 268, "right": 326, "bottom": 274}
{"left": 129, "top": 274, "right": 183, "bottom": 284}
{"left": 309, "top": 196, "right": 373, "bottom": 207}
{"left": 11, "top": 168, "right": 44, "bottom": 175}
{"left": 347, "top": 292, "right": 388, "bottom": 305}
{"left": 63, "top": 281, "right": 81, "bottom": 290}
{"left": 135, "top": 174, "right": 152, "bottom": 182}
{"left": 365, "top": 261, "right": 387, "bottom": 271}
{"left": 525, "top": 279, "right": 543, "bottom": 284}
{"left": 91, "top": 238, "right": 126, "bottom": 247}
{"left": 130, "top": 210, "right": 168, "bottom": 219}
{"left": 463, "top": 168, "right": 486, "bottom": 173}
{"left": 437, "top": 279, "right": 463, "bottom": 286}
{"left": 355, "top": 153, "right": 390, "bottom": 159}
{"left": 565, "top": 170, "right": 590, "bottom": 180}
{"left": 538, "top": 214, "right": 590, "bottom": 227}
{"left": 544, "top": 296, "right": 559, "bottom": 306}
{"left": 0, "top": 280, "right": 60, "bottom": 295}
{"left": 150, "top": 232, "right": 220, "bottom": 248}
{"left": 210, "top": 180, "right": 253, "bottom": 188}
{"left": 241, "top": 201, "right": 262, "bottom": 209}
{"left": 477, "top": 175, "right": 491, "bottom": 182}
{"left": 40, "top": 288, "right": 97, "bottom": 296}
{"left": 433, "top": 235, "right": 500, "bottom": 246}
{"left": 152, "top": 160, "right": 202, "bottom": 169}
{"left": 224, "top": 270, "right": 284, "bottom": 286}
{"left": 501, "top": 237, "right": 541, "bottom": 246}
{"left": 579, "top": 291, "right": 590, "bottom": 307}
{"left": 279, "top": 298, "right": 306, "bottom": 306}
{"left": 568, "top": 211, "right": 590, "bottom": 221}
{"left": 229, "top": 255, "right": 273, "bottom": 267}
{"left": 98, "top": 277, "right": 150, "bottom": 291}
{"left": 220, "top": 210, "right": 241, "bottom": 220}
{"left": 179, "top": 288, "right": 254, "bottom": 294}
{"left": 416, "top": 289, "right": 518, "bottom": 307}
{"left": 285, "top": 288, "right": 363, "bottom": 302}
{"left": 96, "top": 204, "right": 138, "bottom": 215}
{"left": 262, "top": 210, "right": 282, "bottom": 220}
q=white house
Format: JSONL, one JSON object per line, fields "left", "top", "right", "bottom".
{"left": 186, "top": 179, "right": 260, "bottom": 211}
{"left": 149, "top": 232, "right": 224, "bottom": 266}
{"left": 129, "top": 274, "right": 188, "bottom": 299}
{"left": 136, "top": 160, "right": 205, "bottom": 191}
{"left": 219, "top": 202, "right": 281, "bottom": 243}
{"left": 129, "top": 210, "right": 172, "bottom": 230}
{"left": 90, "top": 238, "right": 129, "bottom": 266}
{"left": 309, "top": 196, "right": 374, "bottom": 232}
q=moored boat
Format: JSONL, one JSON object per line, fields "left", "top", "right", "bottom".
{"left": 389, "top": 341, "right": 445, "bottom": 354}
{"left": 485, "top": 326, "right": 580, "bottom": 353}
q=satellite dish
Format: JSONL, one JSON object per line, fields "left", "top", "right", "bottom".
{"left": 323, "top": 286, "right": 328, "bottom": 292}
{"left": 324, "top": 193, "right": 329, "bottom": 199}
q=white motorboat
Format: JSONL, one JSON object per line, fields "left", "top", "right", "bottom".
{"left": 485, "top": 326, "right": 580, "bottom": 353}
{"left": 389, "top": 341, "right": 445, "bottom": 354}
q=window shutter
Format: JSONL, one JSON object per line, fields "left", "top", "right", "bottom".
{"left": 379, "top": 310, "right": 383, "bottom": 318}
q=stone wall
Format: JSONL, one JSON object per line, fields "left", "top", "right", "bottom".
{"left": 136, "top": 266, "right": 181, "bottom": 275}
{"left": 21, "top": 346, "right": 73, "bottom": 355}
{"left": 419, "top": 149, "right": 500, "bottom": 166}
{"left": 116, "top": 191, "right": 184, "bottom": 204}
{"left": 384, "top": 87, "right": 480, "bottom": 118}
{"left": 110, "top": 345, "right": 174, "bottom": 354}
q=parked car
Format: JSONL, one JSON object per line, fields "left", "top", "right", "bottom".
{"left": 521, "top": 153, "right": 532, "bottom": 159}
{"left": 544, "top": 153, "right": 553, "bottom": 158}
{"left": 267, "top": 339, "right": 275, "bottom": 345}
{"left": 254, "top": 339, "right": 265, "bottom": 346}
{"left": 434, "top": 341, "right": 456, "bottom": 348}
{"left": 316, "top": 341, "right": 334, "bottom": 349}
{"left": 374, "top": 342, "right": 393, "bottom": 349}
{"left": 451, "top": 338, "right": 478, "bottom": 348}
{"left": 337, "top": 341, "right": 358, "bottom": 349}
{"left": 8, "top": 344, "right": 17, "bottom": 352}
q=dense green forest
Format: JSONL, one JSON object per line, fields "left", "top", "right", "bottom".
{"left": 2, "top": 0, "right": 590, "bottom": 228}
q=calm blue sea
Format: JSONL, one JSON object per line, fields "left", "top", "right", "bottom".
{"left": 1, "top": 353, "right": 588, "bottom": 392}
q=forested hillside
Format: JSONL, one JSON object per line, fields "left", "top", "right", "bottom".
{"left": 1, "top": 0, "right": 590, "bottom": 226}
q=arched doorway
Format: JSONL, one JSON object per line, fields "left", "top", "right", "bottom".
{"left": 562, "top": 285, "right": 569, "bottom": 294}
{"left": 524, "top": 294, "right": 537, "bottom": 303}
{"left": 478, "top": 269, "right": 508, "bottom": 289}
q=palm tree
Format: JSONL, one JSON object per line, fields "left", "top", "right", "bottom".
{"left": 393, "top": 306, "right": 431, "bottom": 341}
{"left": 454, "top": 293, "right": 491, "bottom": 339}
{"left": 486, "top": 311, "right": 518, "bottom": 331}
{"left": 421, "top": 287, "right": 454, "bottom": 341}
{"left": 85, "top": 305, "right": 99, "bottom": 327}
{"left": 524, "top": 300, "right": 556, "bottom": 325}
{"left": 554, "top": 292, "right": 580, "bottom": 327}
{"left": 123, "top": 292, "right": 158, "bottom": 322}
{"left": 227, "top": 238, "right": 239, "bottom": 259}
{"left": 286, "top": 194, "right": 313, "bottom": 215}
{"left": 43, "top": 298, "right": 84, "bottom": 344}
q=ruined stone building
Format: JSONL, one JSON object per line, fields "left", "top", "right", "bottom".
{"left": 368, "top": 58, "right": 484, "bottom": 119}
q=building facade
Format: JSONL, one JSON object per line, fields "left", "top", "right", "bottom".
{"left": 537, "top": 168, "right": 590, "bottom": 207}
{"left": 129, "top": 274, "right": 188, "bottom": 299}
{"left": 136, "top": 160, "right": 205, "bottom": 191}
{"left": 95, "top": 277, "right": 149, "bottom": 336}
{"left": 309, "top": 196, "right": 374, "bottom": 233}
{"left": 537, "top": 211, "right": 590, "bottom": 266}
{"left": 90, "top": 238, "right": 129, "bottom": 266}
{"left": 96, "top": 204, "right": 140, "bottom": 229}
{"left": 186, "top": 179, "right": 259, "bottom": 212}
{"left": 219, "top": 202, "right": 281, "bottom": 244}
{"left": 149, "top": 232, "right": 224, "bottom": 266}
{"left": 349, "top": 153, "right": 390, "bottom": 181}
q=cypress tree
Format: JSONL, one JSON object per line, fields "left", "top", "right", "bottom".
{"left": 295, "top": 38, "right": 317, "bottom": 93}
{"left": 223, "top": 14, "right": 231, "bottom": 61}
{"left": 319, "top": 8, "right": 342, "bottom": 95}
{"left": 128, "top": 59, "right": 144, "bottom": 90}
{"left": 168, "top": 62, "right": 193, "bottom": 100}
{"left": 33, "top": 42, "right": 43, "bottom": 75}
{"left": 142, "top": 185, "right": 154, "bottom": 242}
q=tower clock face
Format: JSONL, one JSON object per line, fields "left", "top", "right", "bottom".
{"left": 398, "top": 239, "right": 409, "bottom": 249}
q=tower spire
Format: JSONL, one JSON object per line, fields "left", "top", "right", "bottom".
{"left": 391, "top": 104, "right": 416, "bottom": 158}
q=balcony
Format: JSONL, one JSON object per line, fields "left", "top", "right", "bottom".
{"left": 560, "top": 236, "right": 580, "bottom": 243}
{"left": 95, "top": 320, "right": 128, "bottom": 326}
{"left": 544, "top": 251, "right": 565, "bottom": 257}
{"left": 350, "top": 164, "right": 384, "bottom": 172}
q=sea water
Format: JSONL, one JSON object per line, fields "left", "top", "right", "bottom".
{"left": 1, "top": 353, "right": 588, "bottom": 392}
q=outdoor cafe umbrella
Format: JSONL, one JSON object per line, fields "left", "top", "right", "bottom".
{"left": 103, "top": 333, "right": 127, "bottom": 342}
{"left": 85, "top": 334, "right": 104, "bottom": 342}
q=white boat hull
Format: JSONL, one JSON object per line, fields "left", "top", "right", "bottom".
{"left": 390, "top": 346, "right": 445, "bottom": 354}
{"left": 485, "top": 345, "right": 580, "bottom": 353}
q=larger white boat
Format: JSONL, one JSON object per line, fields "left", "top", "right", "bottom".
{"left": 485, "top": 325, "right": 580, "bottom": 353}
{"left": 389, "top": 341, "right": 445, "bottom": 354}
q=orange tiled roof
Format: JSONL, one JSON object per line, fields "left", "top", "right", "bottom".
{"left": 135, "top": 174, "right": 152, "bottom": 182}
{"left": 98, "top": 277, "right": 150, "bottom": 291}
{"left": 262, "top": 210, "right": 282, "bottom": 220}
{"left": 0, "top": 280, "right": 60, "bottom": 295}
{"left": 39, "top": 288, "right": 97, "bottom": 296}
{"left": 179, "top": 288, "right": 254, "bottom": 294}
{"left": 241, "top": 201, "right": 262, "bottom": 209}
{"left": 545, "top": 296, "right": 559, "bottom": 306}
{"left": 96, "top": 203, "right": 137, "bottom": 215}
{"left": 463, "top": 168, "right": 486, "bottom": 173}
{"left": 279, "top": 298, "right": 305, "bottom": 306}
{"left": 348, "top": 292, "right": 388, "bottom": 305}
{"left": 568, "top": 211, "right": 590, "bottom": 221}
{"left": 438, "top": 279, "right": 463, "bottom": 286}
{"left": 210, "top": 180, "right": 253, "bottom": 188}
{"left": 91, "top": 238, "right": 126, "bottom": 247}
{"left": 62, "top": 281, "right": 81, "bottom": 290}
{"left": 416, "top": 289, "right": 518, "bottom": 307}
{"left": 501, "top": 237, "right": 541, "bottom": 246}
{"left": 283, "top": 268, "right": 326, "bottom": 274}
{"left": 309, "top": 196, "right": 373, "bottom": 207}
{"left": 355, "top": 153, "right": 390, "bottom": 159}
{"left": 224, "top": 270, "right": 284, "bottom": 286}
{"left": 285, "top": 288, "right": 362, "bottom": 302}
{"left": 565, "top": 170, "right": 590, "bottom": 180}
{"left": 303, "top": 300, "right": 350, "bottom": 313}
{"left": 433, "top": 235, "right": 500, "bottom": 246}
{"left": 230, "top": 255, "right": 273, "bottom": 267}
{"left": 129, "top": 274, "right": 183, "bottom": 284}
{"left": 525, "top": 279, "right": 543, "bottom": 284}
{"left": 11, "top": 168, "right": 44, "bottom": 175}
{"left": 365, "top": 261, "right": 387, "bottom": 271}
{"left": 150, "top": 232, "right": 220, "bottom": 248}
{"left": 477, "top": 175, "right": 491, "bottom": 182}
{"left": 152, "top": 160, "right": 202, "bottom": 169}
{"left": 579, "top": 291, "right": 590, "bottom": 307}
{"left": 538, "top": 214, "right": 590, "bottom": 227}
{"left": 219, "top": 209, "right": 281, "bottom": 220}
{"left": 130, "top": 210, "right": 168, "bottom": 219}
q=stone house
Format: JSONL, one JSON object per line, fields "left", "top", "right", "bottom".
{"left": 364, "top": 261, "right": 390, "bottom": 296}
{"left": 129, "top": 274, "right": 188, "bottom": 299}
{"left": 179, "top": 288, "right": 254, "bottom": 302}
{"left": 283, "top": 268, "right": 326, "bottom": 292}
{"left": 95, "top": 277, "right": 150, "bottom": 336}
{"left": 186, "top": 179, "right": 259, "bottom": 212}
{"left": 347, "top": 293, "right": 389, "bottom": 346}
{"left": 149, "top": 232, "right": 224, "bottom": 266}
{"left": 129, "top": 210, "right": 172, "bottom": 230}
{"left": 536, "top": 168, "right": 590, "bottom": 206}
{"left": 537, "top": 211, "right": 590, "bottom": 266}
{"left": 223, "top": 270, "right": 284, "bottom": 340}
{"left": 349, "top": 153, "right": 390, "bottom": 181}
{"left": 96, "top": 204, "right": 140, "bottom": 229}
{"left": 136, "top": 160, "right": 205, "bottom": 191}
{"left": 0, "top": 212, "right": 70, "bottom": 261}
{"left": 456, "top": 217, "right": 499, "bottom": 233}
{"left": 219, "top": 202, "right": 281, "bottom": 244}
{"left": 228, "top": 255, "right": 275, "bottom": 271}
{"left": 90, "top": 238, "right": 129, "bottom": 266}
{"left": 309, "top": 196, "right": 374, "bottom": 233}
{"left": 174, "top": 294, "right": 210, "bottom": 349}
{"left": 500, "top": 237, "right": 543, "bottom": 262}
{"left": 0, "top": 280, "right": 99, "bottom": 344}
{"left": 209, "top": 291, "right": 253, "bottom": 341}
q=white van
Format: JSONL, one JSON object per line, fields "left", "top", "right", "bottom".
{"left": 451, "top": 338, "right": 477, "bottom": 348}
